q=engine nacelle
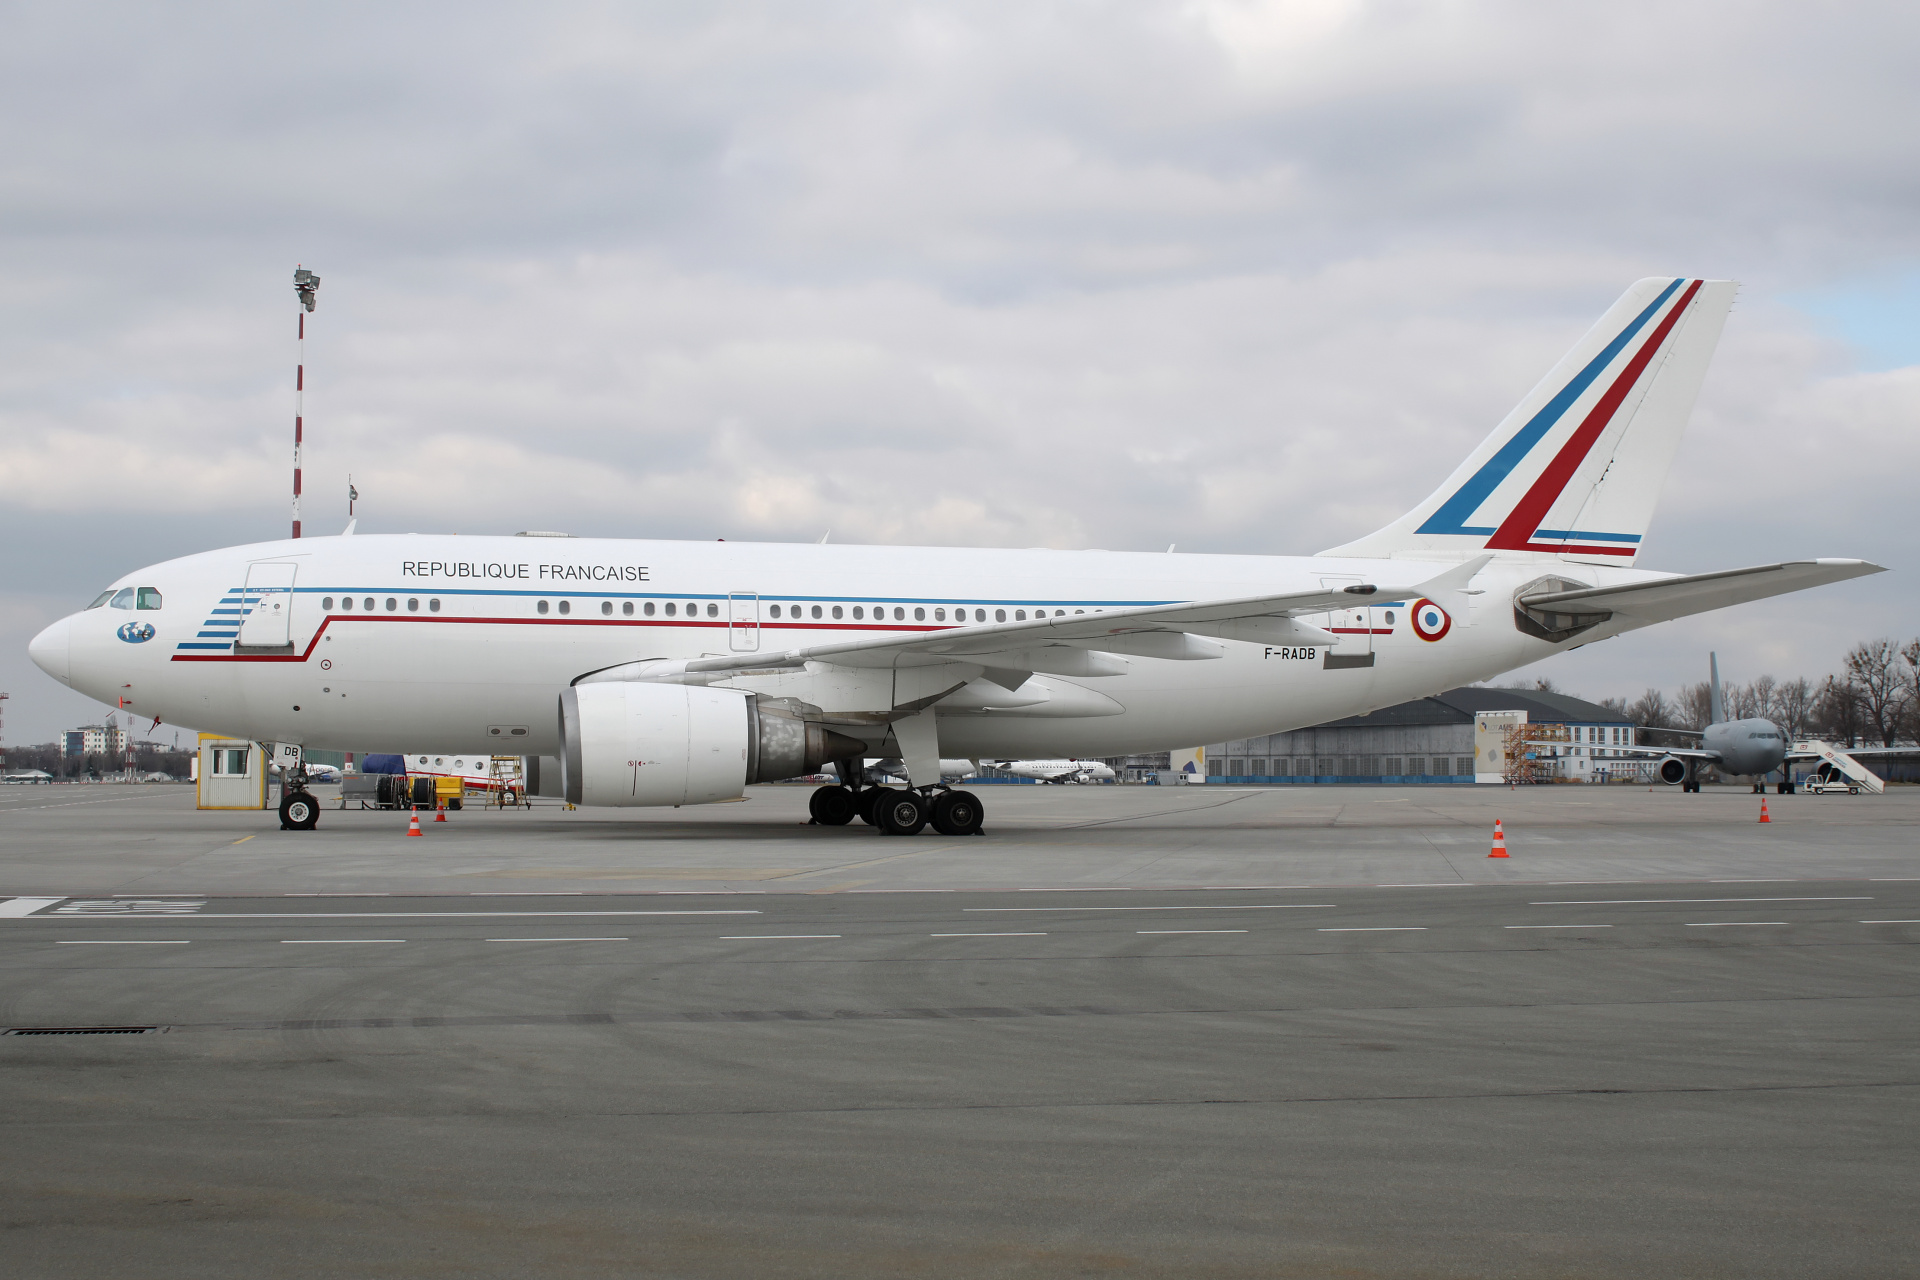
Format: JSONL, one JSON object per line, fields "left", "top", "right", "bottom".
{"left": 1657, "top": 756, "right": 1689, "bottom": 786}
{"left": 560, "top": 684, "right": 867, "bottom": 807}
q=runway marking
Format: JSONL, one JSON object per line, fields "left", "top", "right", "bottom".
{"left": 284, "top": 893, "right": 389, "bottom": 897}
{"left": 719, "top": 935, "right": 841, "bottom": 940}
{"left": 56, "top": 940, "right": 190, "bottom": 945}
{"left": 485, "top": 937, "right": 628, "bottom": 942}
{"left": 1531, "top": 897, "right": 1871, "bottom": 906}
{"left": 232, "top": 836, "right": 255, "bottom": 845}
{"left": 930, "top": 932, "right": 1048, "bottom": 937}
{"left": 1685, "top": 922, "right": 1789, "bottom": 927}
{"left": 1137, "top": 929, "right": 1247, "bottom": 935}
{"left": 0, "top": 898, "right": 65, "bottom": 917}
{"left": 281, "top": 939, "right": 406, "bottom": 944}
{"left": 1859, "top": 920, "right": 1920, "bottom": 924}
{"left": 1017, "top": 887, "right": 1137, "bottom": 892}
{"left": 1376, "top": 883, "right": 1470, "bottom": 888}
{"left": 963, "top": 904, "right": 1333, "bottom": 913}
{"left": 53, "top": 899, "right": 206, "bottom": 915}
{"left": 471, "top": 892, "right": 582, "bottom": 896}
{"left": 1319, "top": 927, "right": 1427, "bottom": 932}
{"left": 25, "top": 910, "right": 762, "bottom": 921}
{"left": 1869, "top": 878, "right": 1920, "bottom": 882}
{"left": 1710, "top": 879, "right": 1796, "bottom": 883}
{"left": 1506, "top": 924, "right": 1614, "bottom": 929}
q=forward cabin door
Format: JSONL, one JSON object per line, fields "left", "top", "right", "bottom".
{"left": 728, "top": 592, "right": 760, "bottom": 652}
{"left": 237, "top": 562, "right": 298, "bottom": 650}
{"left": 1317, "top": 574, "right": 1375, "bottom": 669}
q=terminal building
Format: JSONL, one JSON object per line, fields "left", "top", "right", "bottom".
{"left": 1196, "top": 687, "right": 1641, "bottom": 784}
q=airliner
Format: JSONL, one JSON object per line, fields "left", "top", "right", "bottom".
{"left": 999, "top": 759, "right": 1118, "bottom": 784}
{"left": 28, "top": 278, "right": 1883, "bottom": 836}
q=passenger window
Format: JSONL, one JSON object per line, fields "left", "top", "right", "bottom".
{"left": 601, "top": 601, "right": 612, "bottom": 616}
{"left": 538, "top": 600, "right": 550, "bottom": 615}
{"left": 622, "top": 601, "right": 633, "bottom": 616}
{"left": 893, "top": 607, "right": 905, "bottom": 621}
{"left": 706, "top": 603, "right": 718, "bottom": 618}
{"left": 86, "top": 591, "right": 114, "bottom": 610}
{"left": 322, "top": 597, "right": 335, "bottom": 610}
{"left": 110, "top": 588, "right": 134, "bottom": 610}
{"left": 935, "top": 608, "right": 946, "bottom": 622}
{"left": 995, "top": 608, "right": 1006, "bottom": 622}
{"left": 852, "top": 606, "right": 864, "bottom": 620}
{"left": 914, "top": 607, "right": 925, "bottom": 621}
{"left": 1015, "top": 610, "right": 1027, "bottom": 621}
{"left": 408, "top": 598, "right": 419, "bottom": 612}
{"left": 137, "top": 587, "right": 163, "bottom": 610}
{"left": 665, "top": 602, "right": 676, "bottom": 616}
{"left": 341, "top": 597, "right": 354, "bottom": 611}
{"left": 769, "top": 604, "right": 781, "bottom": 619}
{"left": 1384, "top": 610, "right": 1395, "bottom": 625}
{"left": 386, "top": 598, "right": 398, "bottom": 611}
{"left": 832, "top": 606, "right": 843, "bottom": 620}
{"left": 363, "top": 598, "right": 375, "bottom": 611}
{"left": 644, "top": 601, "right": 656, "bottom": 616}
{"left": 686, "top": 602, "right": 696, "bottom": 615}
{"left": 811, "top": 605, "right": 823, "bottom": 619}
{"left": 975, "top": 609, "right": 986, "bottom": 622}
{"left": 559, "top": 600, "right": 572, "bottom": 615}
{"left": 430, "top": 599, "right": 441, "bottom": 612}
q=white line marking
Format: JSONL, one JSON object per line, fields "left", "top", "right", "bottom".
{"left": 1859, "top": 919, "right": 1920, "bottom": 924}
{"left": 1319, "top": 927, "right": 1427, "bottom": 932}
{"left": 1531, "top": 897, "right": 1870, "bottom": 906}
{"left": 22, "top": 910, "right": 761, "bottom": 921}
{"left": 1016, "top": 887, "right": 1138, "bottom": 892}
{"left": 485, "top": 937, "right": 627, "bottom": 942}
{"left": 56, "top": 940, "right": 189, "bottom": 945}
{"left": 1869, "top": 878, "right": 1920, "bottom": 882}
{"left": 1376, "top": 883, "right": 1470, "bottom": 888}
{"left": 1684, "top": 922, "right": 1788, "bottom": 927}
{"left": 930, "top": 932, "right": 1048, "bottom": 937}
{"left": 470, "top": 892, "right": 583, "bottom": 896}
{"left": 1709, "top": 879, "right": 1796, "bottom": 883}
{"left": 719, "top": 935, "right": 841, "bottom": 940}
{"left": 1137, "top": 930, "right": 1248, "bottom": 935}
{"left": 964, "top": 904, "right": 1333, "bottom": 913}
{"left": 0, "top": 897, "right": 65, "bottom": 917}
{"left": 284, "top": 892, "right": 390, "bottom": 896}
{"left": 1505, "top": 924, "right": 1614, "bottom": 929}
{"left": 280, "top": 939, "right": 406, "bottom": 944}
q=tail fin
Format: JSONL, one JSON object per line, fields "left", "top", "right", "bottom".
{"left": 1323, "top": 277, "right": 1737, "bottom": 564}
{"left": 1709, "top": 652, "right": 1725, "bottom": 725}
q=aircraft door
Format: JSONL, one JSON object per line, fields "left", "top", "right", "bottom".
{"left": 237, "top": 562, "right": 298, "bottom": 649}
{"left": 1317, "top": 575, "right": 1375, "bottom": 668}
{"left": 728, "top": 592, "right": 760, "bottom": 652}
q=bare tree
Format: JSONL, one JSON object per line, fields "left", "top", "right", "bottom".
{"left": 1844, "top": 639, "right": 1912, "bottom": 747}
{"left": 1596, "top": 696, "right": 1629, "bottom": 719}
{"left": 1678, "top": 681, "right": 1715, "bottom": 729}
{"left": 1627, "top": 688, "right": 1673, "bottom": 729}
{"left": 1813, "top": 676, "right": 1865, "bottom": 747}
{"left": 1775, "top": 677, "right": 1815, "bottom": 740}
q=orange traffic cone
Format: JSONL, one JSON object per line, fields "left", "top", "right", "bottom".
{"left": 1488, "top": 818, "right": 1509, "bottom": 858}
{"left": 434, "top": 805, "right": 447, "bottom": 822}
{"left": 407, "top": 810, "right": 423, "bottom": 837}
{"left": 1758, "top": 797, "right": 1771, "bottom": 824}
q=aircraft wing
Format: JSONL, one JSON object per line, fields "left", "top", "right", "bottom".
{"left": 590, "top": 555, "right": 1493, "bottom": 682}
{"left": 1607, "top": 746, "right": 1720, "bottom": 761}
{"left": 1516, "top": 559, "right": 1884, "bottom": 625}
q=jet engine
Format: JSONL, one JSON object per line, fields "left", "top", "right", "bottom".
{"left": 1657, "top": 757, "right": 1689, "bottom": 786}
{"left": 560, "top": 684, "right": 866, "bottom": 807}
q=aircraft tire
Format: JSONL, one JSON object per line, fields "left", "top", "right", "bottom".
{"left": 279, "top": 792, "right": 320, "bottom": 831}
{"left": 809, "top": 785, "right": 857, "bottom": 826}
{"left": 856, "top": 787, "right": 893, "bottom": 826}
{"left": 930, "top": 790, "right": 983, "bottom": 836}
{"left": 875, "top": 790, "right": 928, "bottom": 836}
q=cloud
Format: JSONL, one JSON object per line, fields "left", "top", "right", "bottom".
{"left": 1, "top": 1, "right": 1917, "bottom": 741}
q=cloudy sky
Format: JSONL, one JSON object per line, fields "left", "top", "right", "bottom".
{"left": 5, "top": 0, "right": 1918, "bottom": 746}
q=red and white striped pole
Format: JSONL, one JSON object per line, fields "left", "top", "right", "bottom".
{"left": 292, "top": 267, "right": 320, "bottom": 539}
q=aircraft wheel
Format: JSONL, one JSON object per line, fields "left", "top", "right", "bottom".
{"left": 876, "top": 790, "right": 928, "bottom": 836}
{"left": 856, "top": 787, "right": 892, "bottom": 826}
{"left": 930, "top": 790, "right": 984, "bottom": 836}
{"left": 809, "top": 785, "right": 856, "bottom": 826}
{"left": 279, "top": 792, "right": 320, "bottom": 831}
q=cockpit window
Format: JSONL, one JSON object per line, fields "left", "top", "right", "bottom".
{"left": 136, "top": 587, "right": 163, "bottom": 610}
{"left": 86, "top": 591, "right": 114, "bottom": 610}
{"left": 109, "top": 588, "right": 135, "bottom": 610}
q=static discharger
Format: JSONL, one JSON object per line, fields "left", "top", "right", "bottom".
{"left": 1489, "top": 819, "right": 1509, "bottom": 858}
{"left": 407, "top": 811, "right": 423, "bottom": 838}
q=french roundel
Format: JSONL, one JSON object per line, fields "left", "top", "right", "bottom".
{"left": 1410, "top": 598, "right": 1451, "bottom": 642}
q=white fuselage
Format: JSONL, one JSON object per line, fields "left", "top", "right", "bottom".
{"left": 35, "top": 533, "right": 1657, "bottom": 761}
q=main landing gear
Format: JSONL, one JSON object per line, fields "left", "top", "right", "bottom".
{"left": 807, "top": 782, "right": 985, "bottom": 836}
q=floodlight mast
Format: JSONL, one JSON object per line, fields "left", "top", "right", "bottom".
{"left": 291, "top": 267, "right": 320, "bottom": 538}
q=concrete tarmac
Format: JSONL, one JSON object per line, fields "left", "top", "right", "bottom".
{"left": 2, "top": 784, "right": 1917, "bottom": 1277}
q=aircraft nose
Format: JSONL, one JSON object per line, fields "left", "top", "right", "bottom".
{"left": 29, "top": 615, "right": 71, "bottom": 686}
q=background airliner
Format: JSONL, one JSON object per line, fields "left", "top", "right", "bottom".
{"left": 29, "top": 278, "right": 1883, "bottom": 835}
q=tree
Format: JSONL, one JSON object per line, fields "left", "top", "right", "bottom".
{"left": 1627, "top": 688, "right": 1673, "bottom": 729}
{"left": 1775, "top": 677, "right": 1815, "bottom": 740}
{"left": 1813, "top": 676, "right": 1864, "bottom": 747}
{"left": 1678, "top": 681, "right": 1715, "bottom": 730}
{"left": 1844, "top": 639, "right": 1912, "bottom": 747}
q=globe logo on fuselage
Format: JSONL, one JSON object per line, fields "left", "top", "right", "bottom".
{"left": 1410, "top": 598, "right": 1451, "bottom": 642}
{"left": 116, "top": 621, "right": 156, "bottom": 644}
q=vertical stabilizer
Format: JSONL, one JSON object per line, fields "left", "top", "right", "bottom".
{"left": 1323, "top": 278, "right": 1737, "bottom": 564}
{"left": 1709, "top": 652, "right": 1725, "bottom": 726}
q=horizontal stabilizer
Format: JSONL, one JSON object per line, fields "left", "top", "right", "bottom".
{"left": 1517, "top": 559, "right": 1884, "bottom": 624}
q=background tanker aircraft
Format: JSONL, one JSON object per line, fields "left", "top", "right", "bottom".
{"left": 29, "top": 277, "right": 1884, "bottom": 835}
